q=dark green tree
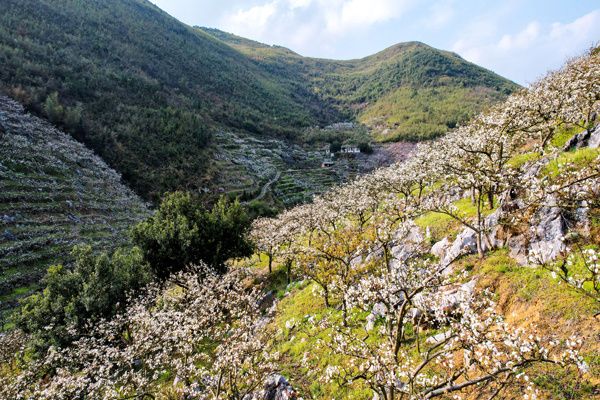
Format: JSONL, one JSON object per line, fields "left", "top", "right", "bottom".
{"left": 16, "top": 245, "right": 150, "bottom": 348}
{"left": 131, "top": 192, "right": 253, "bottom": 279}
{"left": 42, "top": 92, "right": 64, "bottom": 124}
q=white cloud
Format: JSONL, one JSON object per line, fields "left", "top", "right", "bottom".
{"left": 221, "top": 0, "right": 414, "bottom": 53}
{"left": 498, "top": 21, "right": 540, "bottom": 51}
{"left": 452, "top": 9, "right": 600, "bottom": 84}
{"left": 288, "top": 0, "right": 312, "bottom": 10}
{"left": 326, "top": 0, "right": 408, "bottom": 35}
{"left": 550, "top": 10, "right": 600, "bottom": 43}
{"left": 424, "top": 0, "right": 455, "bottom": 29}
{"left": 224, "top": 1, "right": 278, "bottom": 37}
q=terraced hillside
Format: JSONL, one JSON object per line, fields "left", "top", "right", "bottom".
{"left": 0, "top": 96, "right": 150, "bottom": 326}
{"left": 0, "top": 0, "right": 517, "bottom": 201}
{"left": 212, "top": 131, "right": 389, "bottom": 207}
{"left": 0, "top": 0, "right": 340, "bottom": 201}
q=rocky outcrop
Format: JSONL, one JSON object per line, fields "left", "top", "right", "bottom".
{"left": 441, "top": 228, "right": 477, "bottom": 268}
{"left": 525, "top": 196, "right": 566, "bottom": 264}
{"left": 563, "top": 125, "right": 600, "bottom": 150}
{"left": 244, "top": 375, "right": 298, "bottom": 400}
{"left": 431, "top": 237, "right": 450, "bottom": 259}
{"left": 589, "top": 125, "right": 600, "bottom": 148}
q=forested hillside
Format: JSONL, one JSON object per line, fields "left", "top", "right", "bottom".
{"left": 201, "top": 28, "right": 518, "bottom": 141}
{"left": 0, "top": 0, "right": 517, "bottom": 202}
{"left": 0, "top": 0, "right": 339, "bottom": 200}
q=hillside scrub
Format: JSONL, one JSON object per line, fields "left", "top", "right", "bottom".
{"left": 15, "top": 245, "right": 151, "bottom": 349}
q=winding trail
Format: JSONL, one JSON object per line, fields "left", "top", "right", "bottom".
{"left": 245, "top": 171, "right": 281, "bottom": 203}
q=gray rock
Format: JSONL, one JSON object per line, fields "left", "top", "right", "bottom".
{"left": 589, "top": 125, "right": 600, "bottom": 148}
{"left": 390, "top": 224, "right": 424, "bottom": 263}
{"left": 526, "top": 197, "right": 566, "bottom": 264}
{"left": 484, "top": 209, "right": 503, "bottom": 248}
{"left": 426, "top": 331, "right": 452, "bottom": 345}
{"left": 244, "top": 375, "right": 298, "bottom": 400}
{"left": 563, "top": 125, "right": 600, "bottom": 150}
{"left": 431, "top": 237, "right": 450, "bottom": 259}
{"left": 442, "top": 228, "right": 477, "bottom": 268}
{"left": 258, "top": 290, "right": 276, "bottom": 311}
{"left": 507, "top": 235, "right": 528, "bottom": 265}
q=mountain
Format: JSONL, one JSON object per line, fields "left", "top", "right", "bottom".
{"left": 0, "top": 0, "right": 339, "bottom": 201}
{"left": 199, "top": 28, "right": 519, "bottom": 141}
{"left": 0, "top": 0, "right": 517, "bottom": 202}
{"left": 0, "top": 96, "right": 150, "bottom": 325}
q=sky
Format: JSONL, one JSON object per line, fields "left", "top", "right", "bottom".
{"left": 149, "top": 0, "right": 600, "bottom": 85}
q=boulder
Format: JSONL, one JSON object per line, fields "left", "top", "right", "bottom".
{"left": 526, "top": 196, "right": 566, "bottom": 264}
{"left": 390, "top": 224, "right": 424, "bottom": 263}
{"left": 507, "top": 235, "right": 528, "bottom": 265}
{"left": 258, "top": 290, "right": 276, "bottom": 312}
{"left": 441, "top": 227, "right": 477, "bottom": 268}
{"left": 484, "top": 209, "right": 503, "bottom": 248}
{"left": 563, "top": 125, "right": 600, "bottom": 150}
{"left": 426, "top": 331, "right": 452, "bottom": 345}
{"left": 244, "top": 375, "right": 298, "bottom": 400}
{"left": 431, "top": 237, "right": 450, "bottom": 259}
{"left": 589, "top": 125, "right": 600, "bottom": 148}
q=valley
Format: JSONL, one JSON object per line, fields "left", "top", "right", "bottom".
{"left": 0, "top": 0, "right": 517, "bottom": 201}
{"left": 0, "top": 1, "right": 598, "bottom": 399}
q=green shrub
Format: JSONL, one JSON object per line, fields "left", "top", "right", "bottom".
{"left": 15, "top": 245, "right": 150, "bottom": 348}
{"left": 132, "top": 192, "right": 253, "bottom": 279}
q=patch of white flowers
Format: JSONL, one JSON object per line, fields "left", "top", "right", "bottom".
{"left": 1, "top": 266, "right": 275, "bottom": 399}
{"left": 247, "top": 49, "right": 599, "bottom": 398}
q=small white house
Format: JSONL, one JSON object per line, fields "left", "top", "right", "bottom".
{"left": 341, "top": 145, "right": 360, "bottom": 154}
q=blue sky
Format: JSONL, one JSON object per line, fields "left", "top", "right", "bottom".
{"left": 150, "top": 0, "right": 599, "bottom": 85}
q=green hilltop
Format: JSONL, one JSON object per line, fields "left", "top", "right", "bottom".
{"left": 199, "top": 28, "right": 519, "bottom": 141}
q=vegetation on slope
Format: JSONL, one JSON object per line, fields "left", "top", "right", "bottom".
{"left": 2, "top": 12, "right": 598, "bottom": 400}
{"left": 0, "top": 0, "right": 517, "bottom": 202}
{"left": 201, "top": 28, "right": 518, "bottom": 141}
{"left": 0, "top": 96, "right": 149, "bottom": 328}
{"left": 2, "top": 48, "right": 594, "bottom": 400}
{"left": 0, "top": 0, "right": 339, "bottom": 200}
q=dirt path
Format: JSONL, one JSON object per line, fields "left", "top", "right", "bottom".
{"left": 246, "top": 171, "right": 281, "bottom": 203}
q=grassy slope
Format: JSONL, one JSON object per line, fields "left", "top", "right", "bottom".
{"left": 200, "top": 28, "right": 519, "bottom": 142}
{"left": 0, "top": 96, "right": 150, "bottom": 328}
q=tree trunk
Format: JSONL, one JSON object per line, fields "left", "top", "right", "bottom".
{"left": 476, "top": 188, "right": 485, "bottom": 258}
{"left": 487, "top": 189, "right": 494, "bottom": 210}
{"left": 268, "top": 254, "right": 273, "bottom": 274}
{"left": 286, "top": 259, "right": 292, "bottom": 284}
